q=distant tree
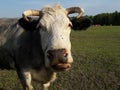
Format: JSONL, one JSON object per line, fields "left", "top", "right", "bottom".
{"left": 88, "top": 11, "right": 120, "bottom": 26}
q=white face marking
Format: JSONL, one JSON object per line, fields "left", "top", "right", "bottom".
{"left": 39, "top": 6, "right": 73, "bottom": 68}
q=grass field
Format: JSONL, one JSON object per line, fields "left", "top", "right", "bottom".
{"left": 0, "top": 26, "right": 120, "bottom": 90}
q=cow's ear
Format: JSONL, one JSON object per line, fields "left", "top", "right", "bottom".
{"left": 70, "top": 16, "right": 92, "bottom": 31}
{"left": 18, "top": 17, "right": 39, "bottom": 31}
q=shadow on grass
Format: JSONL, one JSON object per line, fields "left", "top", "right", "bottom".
{"left": 0, "top": 88, "right": 5, "bottom": 90}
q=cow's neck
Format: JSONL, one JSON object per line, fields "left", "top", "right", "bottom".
{"left": 31, "top": 65, "right": 56, "bottom": 84}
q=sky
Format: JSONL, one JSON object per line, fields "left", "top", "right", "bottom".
{"left": 0, "top": 0, "right": 120, "bottom": 18}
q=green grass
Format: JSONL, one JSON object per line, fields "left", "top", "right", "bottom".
{"left": 0, "top": 26, "right": 120, "bottom": 90}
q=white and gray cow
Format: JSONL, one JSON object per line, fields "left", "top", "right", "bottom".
{"left": 0, "top": 4, "right": 91, "bottom": 90}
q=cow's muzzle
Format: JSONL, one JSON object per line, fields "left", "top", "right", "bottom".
{"left": 47, "top": 49, "right": 71, "bottom": 71}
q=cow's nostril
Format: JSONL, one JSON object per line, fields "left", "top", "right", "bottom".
{"left": 63, "top": 53, "right": 68, "bottom": 58}
{"left": 47, "top": 50, "right": 54, "bottom": 60}
{"left": 61, "top": 49, "right": 68, "bottom": 58}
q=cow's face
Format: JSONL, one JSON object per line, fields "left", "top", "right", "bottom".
{"left": 21, "top": 5, "right": 92, "bottom": 71}
{"left": 38, "top": 6, "right": 73, "bottom": 71}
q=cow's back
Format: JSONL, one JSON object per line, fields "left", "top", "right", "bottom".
{"left": 0, "top": 18, "right": 18, "bottom": 69}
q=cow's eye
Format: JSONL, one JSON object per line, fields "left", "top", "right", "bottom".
{"left": 68, "top": 23, "right": 72, "bottom": 27}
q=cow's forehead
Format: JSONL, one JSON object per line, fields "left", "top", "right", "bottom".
{"left": 40, "top": 5, "right": 70, "bottom": 28}
{"left": 41, "top": 4, "right": 67, "bottom": 15}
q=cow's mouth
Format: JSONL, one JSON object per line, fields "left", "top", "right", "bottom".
{"left": 51, "top": 63, "right": 71, "bottom": 71}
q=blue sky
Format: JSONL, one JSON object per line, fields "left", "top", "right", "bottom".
{"left": 0, "top": 0, "right": 120, "bottom": 18}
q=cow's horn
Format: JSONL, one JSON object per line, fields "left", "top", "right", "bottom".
{"left": 22, "top": 10, "right": 40, "bottom": 21}
{"left": 66, "top": 7, "right": 84, "bottom": 18}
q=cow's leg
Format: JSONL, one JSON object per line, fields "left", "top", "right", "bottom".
{"left": 24, "top": 71, "right": 33, "bottom": 90}
{"left": 43, "top": 82, "right": 50, "bottom": 90}
{"left": 16, "top": 69, "right": 33, "bottom": 90}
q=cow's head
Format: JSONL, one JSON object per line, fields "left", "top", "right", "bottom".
{"left": 19, "top": 5, "right": 92, "bottom": 71}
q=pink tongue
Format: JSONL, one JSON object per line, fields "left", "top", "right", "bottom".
{"left": 57, "top": 64, "right": 71, "bottom": 69}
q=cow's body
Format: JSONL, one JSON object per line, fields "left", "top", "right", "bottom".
{"left": 0, "top": 18, "right": 18, "bottom": 69}
{"left": 0, "top": 5, "right": 91, "bottom": 90}
{"left": 0, "top": 18, "right": 56, "bottom": 89}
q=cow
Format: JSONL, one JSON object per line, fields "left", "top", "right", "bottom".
{"left": 0, "top": 4, "right": 92, "bottom": 90}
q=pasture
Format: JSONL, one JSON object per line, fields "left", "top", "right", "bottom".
{"left": 0, "top": 26, "right": 120, "bottom": 90}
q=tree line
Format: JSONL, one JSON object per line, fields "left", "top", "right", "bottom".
{"left": 88, "top": 11, "right": 120, "bottom": 26}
